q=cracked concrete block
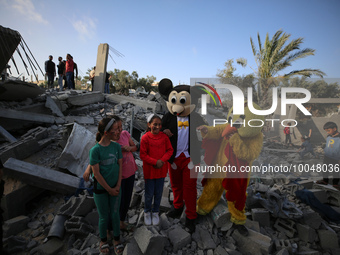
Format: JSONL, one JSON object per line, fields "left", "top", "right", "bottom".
{"left": 168, "top": 226, "right": 191, "bottom": 252}
{"left": 318, "top": 229, "right": 339, "bottom": 249}
{"left": 275, "top": 239, "right": 292, "bottom": 253}
{"left": 66, "top": 91, "right": 104, "bottom": 106}
{"left": 244, "top": 219, "right": 260, "bottom": 232}
{"left": 123, "top": 237, "right": 142, "bottom": 255}
{"left": 301, "top": 211, "right": 322, "bottom": 229}
{"left": 296, "top": 223, "right": 317, "bottom": 243}
{"left": 6, "top": 235, "right": 28, "bottom": 254}
{"left": 80, "top": 233, "right": 100, "bottom": 250}
{"left": 297, "top": 180, "right": 314, "bottom": 189}
{"left": 58, "top": 194, "right": 95, "bottom": 217}
{"left": 251, "top": 208, "right": 271, "bottom": 227}
{"left": 214, "top": 245, "right": 229, "bottom": 255}
{"left": 232, "top": 228, "right": 273, "bottom": 255}
{"left": 45, "top": 95, "right": 64, "bottom": 117}
{"left": 160, "top": 213, "right": 171, "bottom": 230}
{"left": 134, "top": 226, "right": 166, "bottom": 255}
{"left": 64, "top": 216, "right": 94, "bottom": 236}
{"left": 198, "top": 227, "right": 217, "bottom": 250}
{"left": 3, "top": 215, "right": 30, "bottom": 237}
{"left": 274, "top": 218, "right": 296, "bottom": 238}
{"left": 30, "top": 237, "right": 64, "bottom": 255}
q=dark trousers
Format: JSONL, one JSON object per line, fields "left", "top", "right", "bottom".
{"left": 285, "top": 134, "right": 291, "bottom": 144}
{"left": 144, "top": 178, "right": 165, "bottom": 213}
{"left": 120, "top": 174, "right": 135, "bottom": 221}
{"left": 322, "top": 156, "right": 340, "bottom": 185}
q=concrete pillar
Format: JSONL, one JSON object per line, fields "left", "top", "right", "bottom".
{"left": 93, "top": 43, "right": 109, "bottom": 93}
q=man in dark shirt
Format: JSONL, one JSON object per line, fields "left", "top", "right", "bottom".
{"left": 57, "top": 57, "right": 65, "bottom": 91}
{"left": 44, "top": 55, "right": 56, "bottom": 90}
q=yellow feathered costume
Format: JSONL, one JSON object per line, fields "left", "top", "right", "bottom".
{"left": 197, "top": 103, "right": 264, "bottom": 225}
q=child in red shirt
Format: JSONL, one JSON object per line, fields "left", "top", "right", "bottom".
{"left": 140, "top": 114, "right": 173, "bottom": 225}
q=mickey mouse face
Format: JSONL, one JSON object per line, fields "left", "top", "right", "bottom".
{"left": 158, "top": 79, "right": 196, "bottom": 117}
{"left": 167, "top": 90, "right": 195, "bottom": 117}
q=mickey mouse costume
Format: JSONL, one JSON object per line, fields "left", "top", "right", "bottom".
{"left": 158, "top": 78, "right": 206, "bottom": 233}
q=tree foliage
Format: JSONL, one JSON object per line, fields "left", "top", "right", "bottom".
{"left": 250, "top": 29, "right": 325, "bottom": 105}
{"left": 110, "top": 69, "right": 156, "bottom": 95}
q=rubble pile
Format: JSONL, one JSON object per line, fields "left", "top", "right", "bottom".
{"left": 0, "top": 90, "right": 339, "bottom": 254}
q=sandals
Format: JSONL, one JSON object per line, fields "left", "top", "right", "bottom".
{"left": 99, "top": 242, "right": 110, "bottom": 255}
{"left": 114, "top": 242, "right": 124, "bottom": 255}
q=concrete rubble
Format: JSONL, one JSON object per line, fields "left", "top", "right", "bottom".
{"left": 0, "top": 89, "right": 339, "bottom": 254}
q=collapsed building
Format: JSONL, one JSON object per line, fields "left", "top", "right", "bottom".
{"left": 0, "top": 26, "right": 340, "bottom": 255}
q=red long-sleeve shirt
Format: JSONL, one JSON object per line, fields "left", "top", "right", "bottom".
{"left": 140, "top": 131, "right": 173, "bottom": 179}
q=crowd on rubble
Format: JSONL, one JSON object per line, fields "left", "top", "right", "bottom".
{"left": 44, "top": 54, "right": 79, "bottom": 91}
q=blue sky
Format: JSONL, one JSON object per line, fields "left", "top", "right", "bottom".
{"left": 1, "top": 0, "right": 340, "bottom": 85}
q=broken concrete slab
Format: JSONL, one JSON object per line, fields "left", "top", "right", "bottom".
{"left": 45, "top": 95, "right": 64, "bottom": 117}
{"left": 58, "top": 123, "right": 95, "bottom": 177}
{"left": 65, "top": 116, "right": 95, "bottom": 125}
{"left": 0, "top": 108, "right": 64, "bottom": 124}
{"left": 66, "top": 91, "right": 105, "bottom": 106}
{"left": 106, "top": 94, "right": 162, "bottom": 113}
{"left": 134, "top": 226, "right": 166, "bottom": 255}
{"left": 168, "top": 226, "right": 191, "bottom": 252}
{"left": 0, "top": 80, "right": 44, "bottom": 101}
{"left": 3, "top": 215, "right": 30, "bottom": 238}
{"left": 0, "top": 125, "right": 17, "bottom": 143}
{"left": 232, "top": 228, "right": 273, "bottom": 255}
{"left": 0, "top": 126, "right": 52, "bottom": 163}
{"left": 313, "top": 183, "right": 340, "bottom": 206}
{"left": 4, "top": 157, "right": 80, "bottom": 194}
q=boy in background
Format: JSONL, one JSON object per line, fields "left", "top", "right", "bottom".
{"left": 316, "top": 122, "right": 340, "bottom": 191}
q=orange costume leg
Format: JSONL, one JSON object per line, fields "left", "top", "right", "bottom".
{"left": 197, "top": 178, "right": 224, "bottom": 215}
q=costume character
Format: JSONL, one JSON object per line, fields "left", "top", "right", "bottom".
{"left": 158, "top": 78, "right": 206, "bottom": 233}
{"left": 196, "top": 102, "right": 264, "bottom": 236}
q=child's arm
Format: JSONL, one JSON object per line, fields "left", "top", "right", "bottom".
{"left": 113, "top": 158, "right": 122, "bottom": 195}
{"left": 83, "top": 164, "right": 92, "bottom": 182}
{"left": 160, "top": 136, "right": 174, "bottom": 163}
{"left": 140, "top": 136, "right": 158, "bottom": 166}
{"left": 122, "top": 137, "right": 137, "bottom": 152}
{"left": 92, "top": 163, "right": 116, "bottom": 196}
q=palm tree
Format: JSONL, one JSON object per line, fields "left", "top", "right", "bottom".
{"left": 250, "top": 29, "right": 325, "bottom": 105}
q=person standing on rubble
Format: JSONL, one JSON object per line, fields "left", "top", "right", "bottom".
{"left": 140, "top": 114, "right": 173, "bottom": 226}
{"left": 44, "top": 55, "right": 56, "bottom": 90}
{"left": 89, "top": 116, "right": 124, "bottom": 255}
{"left": 84, "top": 116, "right": 138, "bottom": 232}
{"left": 57, "top": 57, "right": 65, "bottom": 91}
{"left": 65, "top": 54, "right": 74, "bottom": 90}
{"left": 316, "top": 122, "right": 340, "bottom": 191}
{"left": 89, "top": 66, "right": 96, "bottom": 91}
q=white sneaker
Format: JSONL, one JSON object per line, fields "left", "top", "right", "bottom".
{"left": 152, "top": 212, "right": 159, "bottom": 225}
{"left": 144, "top": 212, "right": 152, "bottom": 226}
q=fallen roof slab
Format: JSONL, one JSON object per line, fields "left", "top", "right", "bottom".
{"left": 0, "top": 108, "right": 65, "bottom": 124}
{"left": 0, "top": 80, "right": 44, "bottom": 101}
{"left": 66, "top": 91, "right": 105, "bottom": 106}
{"left": 3, "top": 158, "right": 80, "bottom": 194}
{"left": 106, "top": 94, "right": 162, "bottom": 112}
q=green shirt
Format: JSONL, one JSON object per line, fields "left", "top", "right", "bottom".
{"left": 89, "top": 141, "right": 122, "bottom": 190}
